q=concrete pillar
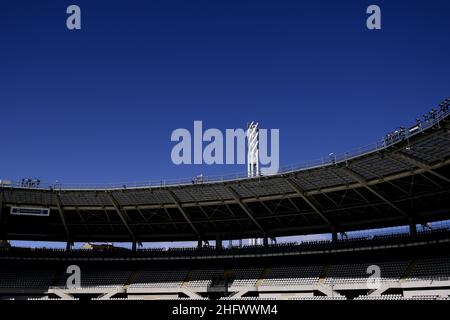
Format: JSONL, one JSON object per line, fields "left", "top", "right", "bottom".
{"left": 332, "top": 227, "right": 338, "bottom": 243}
{"left": 216, "top": 236, "right": 222, "bottom": 250}
{"left": 409, "top": 218, "right": 417, "bottom": 237}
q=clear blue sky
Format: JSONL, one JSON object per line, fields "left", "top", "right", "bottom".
{"left": 1, "top": 1, "right": 450, "bottom": 248}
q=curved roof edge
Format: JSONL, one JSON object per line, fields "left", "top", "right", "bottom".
{"left": 2, "top": 99, "right": 449, "bottom": 191}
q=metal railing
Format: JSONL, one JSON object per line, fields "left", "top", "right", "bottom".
{"left": 1, "top": 101, "right": 449, "bottom": 191}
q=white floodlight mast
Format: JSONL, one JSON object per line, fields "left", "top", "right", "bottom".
{"left": 247, "top": 122, "right": 262, "bottom": 247}
{"left": 247, "top": 122, "right": 260, "bottom": 177}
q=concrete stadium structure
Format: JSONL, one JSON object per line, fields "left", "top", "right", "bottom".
{"left": 0, "top": 98, "right": 449, "bottom": 300}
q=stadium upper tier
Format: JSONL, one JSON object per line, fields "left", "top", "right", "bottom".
{"left": 0, "top": 101, "right": 449, "bottom": 243}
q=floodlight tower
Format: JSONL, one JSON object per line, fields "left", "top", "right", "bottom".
{"left": 247, "top": 122, "right": 262, "bottom": 247}
{"left": 247, "top": 122, "right": 260, "bottom": 177}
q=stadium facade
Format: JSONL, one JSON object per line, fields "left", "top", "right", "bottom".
{"left": 0, "top": 99, "right": 449, "bottom": 300}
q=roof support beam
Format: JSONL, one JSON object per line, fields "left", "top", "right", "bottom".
{"left": 393, "top": 152, "right": 450, "bottom": 183}
{"left": 168, "top": 191, "right": 201, "bottom": 239}
{"left": 108, "top": 192, "right": 137, "bottom": 248}
{"left": 55, "top": 193, "right": 72, "bottom": 250}
{"left": 240, "top": 184, "right": 284, "bottom": 225}
{"left": 256, "top": 198, "right": 284, "bottom": 225}
{"left": 227, "top": 186, "right": 266, "bottom": 235}
{"left": 286, "top": 178, "right": 333, "bottom": 227}
{"left": 74, "top": 206, "right": 89, "bottom": 234}
{"left": 286, "top": 197, "right": 311, "bottom": 225}
{"left": 419, "top": 173, "right": 442, "bottom": 188}
{"left": 224, "top": 203, "right": 244, "bottom": 229}
{"left": 135, "top": 206, "right": 148, "bottom": 222}
{"left": 343, "top": 167, "right": 409, "bottom": 218}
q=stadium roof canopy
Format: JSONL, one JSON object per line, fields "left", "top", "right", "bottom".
{"left": 0, "top": 107, "right": 449, "bottom": 246}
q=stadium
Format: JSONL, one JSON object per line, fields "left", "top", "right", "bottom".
{"left": 0, "top": 99, "right": 449, "bottom": 301}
